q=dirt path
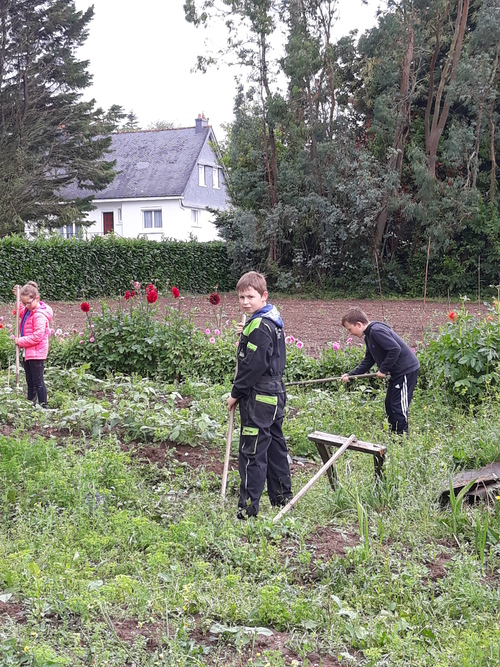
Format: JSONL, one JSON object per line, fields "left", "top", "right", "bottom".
{"left": 0, "top": 294, "right": 485, "bottom": 352}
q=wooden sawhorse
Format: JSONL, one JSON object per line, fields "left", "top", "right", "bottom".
{"left": 307, "top": 431, "right": 387, "bottom": 489}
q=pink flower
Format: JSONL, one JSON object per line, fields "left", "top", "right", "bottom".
{"left": 79, "top": 332, "right": 84, "bottom": 337}
{"left": 0, "top": 316, "right": 3, "bottom": 322}
{"left": 285, "top": 336, "right": 292, "bottom": 344}
{"left": 64, "top": 332, "right": 70, "bottom": 337}
{"left": 50, "top": 328, "right": 55, "bottom": 335}
{"left": 10, "top": 334, "right": 15, "bottom": 340}
{"left": 55, "top": 328, "right": 63, "bottom": 337}
{"left": 73, "top": 328, "right": 78, "bottom": 334}
{"left": 411, "top": 347, "right": 416, "bottom": 353}
{"left": 134, "top": 281, "right": 141, "bottom": 289}
{"left": 89, "top": 337, "right": 95, "bottom": 343}
{"left": 214, "top": 329, "right": 220, "bottom": 336}
{"left": 79, "top": 340, "right": 84, "bottom": 345}
{"left": 289, "top": 335, "right": 295, "bottom": 343}
{"left": 205, "top": 328, "right": 211, "bottom": 335}
{"left": 296, "top": 341, "right": 304, "bottom": 349}
{"left": 209, "top": 337, "right": 216, "bottom": 344}
{"left": 346, "top": 337, "right": 352, "bottom": 344}
{"left": 332, "top": 342, "right": 340, "bottom": 351}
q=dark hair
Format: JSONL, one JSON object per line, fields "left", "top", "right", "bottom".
{"left": 341, "top": 307, "right": 369, "bottom": 326}
{"left": 236, "top": 271, "right": 267, "bottom": 296}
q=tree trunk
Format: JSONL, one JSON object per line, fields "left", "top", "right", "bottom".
{"left": 425, "top": 0, "right": 470, "bottom": 178}
{"left": 374, "top": 21, "right": 415, "bottom": 252}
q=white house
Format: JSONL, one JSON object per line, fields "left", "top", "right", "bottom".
{"left": 61, "top": 114, "right": 229, "bottom": 242}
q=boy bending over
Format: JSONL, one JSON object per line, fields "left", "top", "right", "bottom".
{"left": 227, "top": 271, "right": 292, "bottom": 519}
{"left": 341, "top": 307, "right": 419, "bottom": 435}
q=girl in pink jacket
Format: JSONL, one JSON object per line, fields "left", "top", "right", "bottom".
{"left": 13, "top": 282, "right": 53, "bottom": 407}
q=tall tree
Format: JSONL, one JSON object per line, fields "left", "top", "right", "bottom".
{"left": 0, "top": 0, "right": 116, "bottom": 236}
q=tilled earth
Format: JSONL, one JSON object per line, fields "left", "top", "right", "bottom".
{"left": 0, "top": 294, "right": 487, "bottom": 353}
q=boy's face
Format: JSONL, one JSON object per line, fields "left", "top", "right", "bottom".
{"left": 344, "top": 321, "right": 366, "bottom": 338}
{"left": 238, "top": 287, "right": 268, "bottom": 316}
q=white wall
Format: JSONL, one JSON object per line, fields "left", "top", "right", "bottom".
{"left": 82, "top": 198, "right": 221, "bottom": 242}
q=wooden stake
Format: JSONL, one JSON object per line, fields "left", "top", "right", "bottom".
{"left": 273, "top": 434, "right": 357, "bottom": 523}
{"left": 15, "top": 288, "right": 20, "bottom": 390}
{"left": 221, "top": 313, "right": 246, "bottom": 499}
{"left": 374, "top": 251, "right": 385, "bottom": 321}
{"left": 421, "top": 236, "right": 431, "bottom": 343}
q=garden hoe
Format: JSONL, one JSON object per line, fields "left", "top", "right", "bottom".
{"left": 287, "top": 372, "right": 384, "bottom": 387}
{"left": 273, "top": 434, "right": 357, "bottom": 523}
{"left": 221, "top": 313, "right": 246, "bottom": 499}
{"left": 15, "top": 287, "right": 20, "bottom": 390}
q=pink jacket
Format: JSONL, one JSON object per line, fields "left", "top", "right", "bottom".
{"left": 17, "top": 302, "right": 54, "bottom": 360}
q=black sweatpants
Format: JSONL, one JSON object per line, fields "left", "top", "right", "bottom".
{"left": 385, "top": 369, "right": 419, "bottom": 435}
{"left": 23, "top": 359, "right": 47, "bottom": 407}
{"left": 238, "top": 386, "right": 292, "bottom": 517}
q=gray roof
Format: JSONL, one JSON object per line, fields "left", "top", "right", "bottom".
{"left": 65, "top": 126, "right": 211, "bottom": 200}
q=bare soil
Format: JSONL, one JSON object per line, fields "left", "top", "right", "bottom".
{"left": 0, "top": 294, "right": 488, "bottom": 353}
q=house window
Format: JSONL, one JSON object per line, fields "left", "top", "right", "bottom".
{"left": 143, "top": 210, "right": 162, "bottom": 229}
{"left": 198, "top": 164, "right": 206, "bottom": 187}
{"left": 191, "top": 209, "right": 200, "bottom": 226}
{"left": 117, "top": 208, "right": 122, "bottom": 223}
{"left": 213, "top": 167, "right": 219, "bottom": 189}
{"left": 59, "top": 223, "right": 81, "bottom": 238}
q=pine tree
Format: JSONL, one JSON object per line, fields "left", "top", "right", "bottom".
{"left": 0, "top": 0, "right": 116, "bottom": 236}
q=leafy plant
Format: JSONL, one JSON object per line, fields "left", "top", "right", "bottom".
{"left": 422, "top": 295, "right": 500, "bottom": 401}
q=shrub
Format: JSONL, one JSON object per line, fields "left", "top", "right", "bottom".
{"left": 421, "top": 297, "right": 500, "bottom": 401}
{"left": 0, "top": 234, "right": 233, "bottom": 302}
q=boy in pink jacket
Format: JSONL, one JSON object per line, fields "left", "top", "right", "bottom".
{"left": 13, "top": 281, "right": 53, "bottom": 407}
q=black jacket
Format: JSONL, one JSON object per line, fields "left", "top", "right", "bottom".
{"left": 231, "top": 305, "right": 286, "bottom": 399}
{"left": 349, "top": 321, "right": 420, "bottom": 379}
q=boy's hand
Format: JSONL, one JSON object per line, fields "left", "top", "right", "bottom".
{"left": 376, "top": 371, "right": 387, "bottom": 378}
{"left": 227, "top": 396, "right": 238, "bottom": 411}
{"left": 341, "top": 374, "right": 351, "bottom": 382}
{"left": 236, "top": 322, "right": 244, "bottom": 335}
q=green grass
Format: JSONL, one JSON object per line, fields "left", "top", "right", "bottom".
{"left": 0, "top": 368, "right": 499, "bottom": 666}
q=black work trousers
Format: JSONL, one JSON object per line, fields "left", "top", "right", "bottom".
{"left": 238, "top": 385, "right": 292, "bottom": 517}
{"left": 23, "top": 359, "right": 47, "bottom": 407}
{"left": 385, "top": 369, "right": 419, "bottom": 435}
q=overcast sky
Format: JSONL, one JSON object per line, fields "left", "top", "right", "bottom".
{"left": 74, "top": 0, "right": 382, "bottom": 138}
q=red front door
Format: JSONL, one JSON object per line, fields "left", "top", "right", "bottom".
{"left": 103, "top": 212, "right": 114, "bottom": 234}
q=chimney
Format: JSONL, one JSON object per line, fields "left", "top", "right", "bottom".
{"left": 195, "top": 113, "right": 209, "bottom": 133}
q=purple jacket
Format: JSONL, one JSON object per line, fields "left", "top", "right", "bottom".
{"left": 17, "top": 302, "right": 54, "bottom": 360}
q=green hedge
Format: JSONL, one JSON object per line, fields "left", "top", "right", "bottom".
{"left": 0, "top": 235, "right": 233, "bottom": 301}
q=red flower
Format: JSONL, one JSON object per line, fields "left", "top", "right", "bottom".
{"left": 130, "top": 290, "right": 136, "bottom": 297}
{"left": 124, "top": 290, "right": 131, "bottom": 301}
{"left": 147, "top": 289, "right": 158, "bottom": 304}
{"left": 447, "top": 311, "right": 458, "bottom": 322}
{"left": 146, "top": 283, "right": 155, "bottom": 294}
{"left": 209, "top": 292, "right": 221, "bottom": 305}
{"left": 80, "top": 302, "right": 90, "bottom": 313}
{"left": 172, "top": 286, "right": 180, "bottom": 299}
{"left": 0, "top": 324, "right": 3, "bottom": 329}
{"left": 12, "top": 309, "right": 16, "bottom": 315}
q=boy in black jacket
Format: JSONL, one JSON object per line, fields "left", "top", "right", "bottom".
{"left": 341, "top": 307, "right": 420, "bottom": 435}
{"left": 227, "top": 271, "right": 292, "bottom": 519}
